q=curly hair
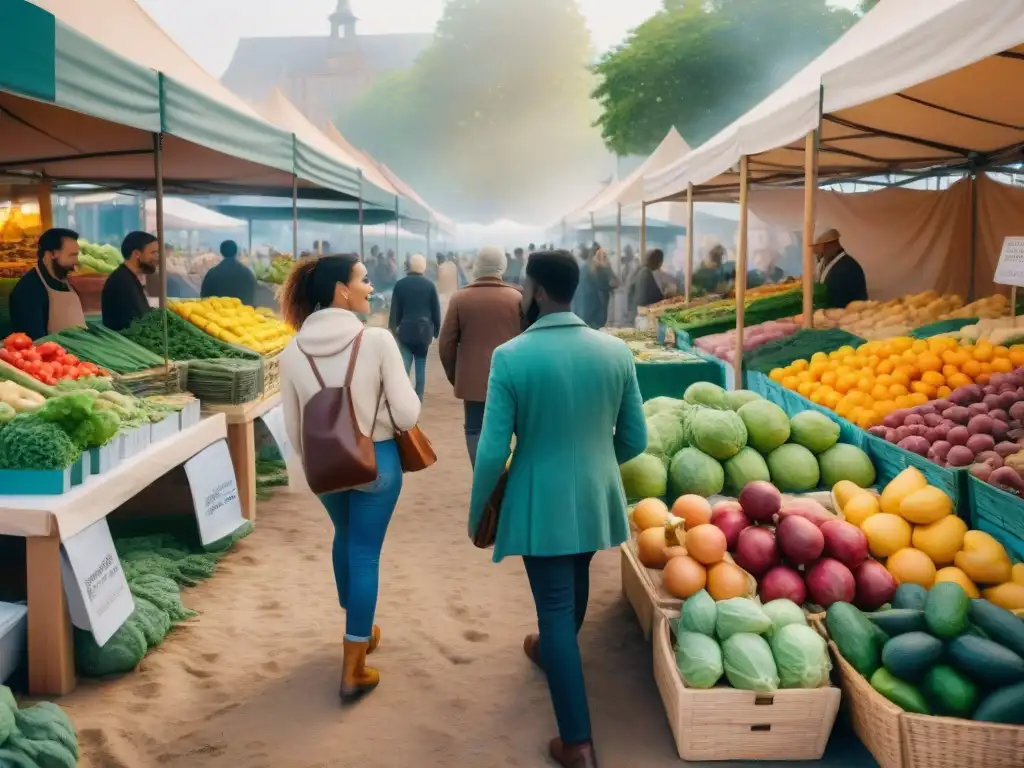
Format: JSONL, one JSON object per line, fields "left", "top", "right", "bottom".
{"left": 277, "top": 254, "right": 360, "bottom": 329}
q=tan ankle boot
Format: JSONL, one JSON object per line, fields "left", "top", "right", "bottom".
{"left": 367, "top": 625, "right": 381, "bottom": 655}
{"left": 340, "top": 640, "right": 380, "bottom": 703}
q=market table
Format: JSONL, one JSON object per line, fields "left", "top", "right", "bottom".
{"left": 0, "top": 414, "right": 229, "bottom": 696}
{"left": 202, "top": 394, "right": 282, "bottom": 522}
{"left": 635, "top": 357, "right": 725, "bottom": 400}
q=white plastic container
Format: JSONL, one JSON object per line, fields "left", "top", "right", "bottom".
{"left": 0, "top": 601, "right": 27, "bottom": 684}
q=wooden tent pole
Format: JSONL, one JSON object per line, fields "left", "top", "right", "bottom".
{"left": 735, "top": 155, "right": 749, "bottom": 388}
{"left": 640, "top": 202, "right": 648, "bottom": 262}
{"left": 802, "top": 129, "right": 819, "bottom": 328}
{"left": 153, "top": 133, "right": 167, "bottom": 368}
{"left": 685, "top": 183, "right": 694, "bottom": 305}
{"left": 291, "top": 175, "right": 299, "bottom": 258}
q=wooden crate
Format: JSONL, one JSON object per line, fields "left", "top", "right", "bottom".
{"left": 620, "top": 541, "right": 680, "bottom": 640}
{"left": 653, "top": 613, "right": 840, "bottom": 762}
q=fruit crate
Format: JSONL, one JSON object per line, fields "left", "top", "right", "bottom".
{"left": 745, "top": 371, "right": 865, "bottom": 449}
{"left": 653, "top": 612, "right": 840, "bottom": 762}
{"left": 864, "top": 432, "right": 969, "bottom": 520}
{"left": 967, "top": 475, "right": 1024, "bottom": 561}
{"left": 621, "top": 541, "right": 679, "bottom": 640}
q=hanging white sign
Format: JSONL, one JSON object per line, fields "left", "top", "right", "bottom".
{"left": 992, "top": 236, "right": 1024, "bottom": 288}
{"left": 184, "top": 439, "right": 246, "bottom": 546}
{"left": 261, "top": 405, "right": 306, "bottom": 492}
{"left": 60, "top": 518, "right": 134, "bottom": 647}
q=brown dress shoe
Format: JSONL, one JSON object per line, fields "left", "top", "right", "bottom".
{"left": 523, "top": 633, "right": 544, "bottom": 671}
{"left": 340, "top": 640, "right": 380, "bottom": 704}
{"left": 549, "top": 738, "right": 598, "bottom": 767}
{"left": 367, "top": 625, "right": 381, "bottom": 655}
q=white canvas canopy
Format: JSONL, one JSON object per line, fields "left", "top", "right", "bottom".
{"left": 646, "top": 0, "right": 1024, "bottom": 201}
{"left": 74, "top": 192, "right": 245, "bottom": 231}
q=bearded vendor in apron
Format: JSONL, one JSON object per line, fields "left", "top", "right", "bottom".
{"left": 813, "top": 227, "right": 868, "bottom": 309}
{"left": 9, "top": 228, "right": 86, "bottom": 340}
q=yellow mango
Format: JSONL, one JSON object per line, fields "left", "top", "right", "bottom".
{"left": 982, "top": 582, "right": 1024, "bottom": 611}
{"left": 880, "top": 467, "right": 928, "bottom": 515}
{"left": 832, "top": 480, "right": 864, "bottom": 511}
{"left": 843, "top": 493, "right": 880, "bottom": 528}
{"left": 934, "top": 566, "right": 980, "bottom": 598}
{"left": 862, "top": 513, "right": 912, "bottom": 558}
{"left": 1013, "top": 562, "right": 1024, "bottom": 586}
{"left": 953, "top": 530, "right": 1013, "bottom": 585}
{"left": 911, "top": 515, "right": 967, "bottom": 566}
{"left": 899, "top": 486, "right": 953, "bottom": 525}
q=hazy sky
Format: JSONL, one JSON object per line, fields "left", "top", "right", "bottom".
{"left": 138, "top": 0, "right": 666, "bottom": 76}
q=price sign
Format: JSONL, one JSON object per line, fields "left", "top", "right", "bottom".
{"left": 993, "top": 236, "right": 1024, "bottom": 288}
{"left": 60, "top": 518, "right": 134, "bottom": 646}
{"left": 184, "top": 439, "right": 246, "bottom": 546}
{"left": 260, "top": 405, "right": 307, "bottom": 491}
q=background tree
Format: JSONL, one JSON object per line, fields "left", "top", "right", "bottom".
{"left": 592, "top": 0, "right": 879, "bottom": 157}
{"left": 340, "top": 0, "right": 607, "bottom": 220}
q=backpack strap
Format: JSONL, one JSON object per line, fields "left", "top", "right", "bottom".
{"left": 296, "top": 331, "right": 363, "bottom": 391}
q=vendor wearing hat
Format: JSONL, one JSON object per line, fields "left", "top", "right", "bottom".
{"left": 813, "top": 228, "right": 867, "bottom": 309}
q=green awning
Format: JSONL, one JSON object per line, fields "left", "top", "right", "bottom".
{"left": 207, "top": 204, "right": 398, "bottom": 225}
{"left": 0, "top": 0, "right": 55, "bottom": 101}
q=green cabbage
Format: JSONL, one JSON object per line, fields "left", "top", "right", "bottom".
{"left": 669, "top": 447, "right": 724, "bottom": 497}
{"left": 725, "top": 389, "right": 763, "bottom": 411}
{"left": 762, "top": 599, "right": 808, "bottom": 639}
{"left": 648, "top": 412, "right": 685, "bottom": 456}
{"left": 690, "top": 409, "right": 748, "bottom": 460}
{"left": 685, "top": 381, "right": 729, "bottom": 409}
{"left": 788, "top": 410, "right": 841, "bottom": 454}
{"left": 723, "top": 633, "right": 779, "bottom": 692}
{"left": 817, "top": 443, "right": 876, "bottom": 488}
{"left": 678, "top": 589, "right": 717, "bottom": 636}
{"left": 675, "top": 631, "right": 723, "bottom": 689}
{"left": 766, "top": 443, "right": 821, "bottom": 492}
{"left": 619, "top": 453, "right": 668, "bottom": 500}
{"left": 723, "top": 447, "right": 771, "bottom": 495}
{"left": 770, "top": 624, "right": 831, "bottom": 689}
{"left": 715, "top": 598, "right": 772, "bottom": 641}
{"left": 643, "top": 396, "right": 688, "bottom": 418}
{"left": 738, "top": 400, "right": 791, "bottom": 454}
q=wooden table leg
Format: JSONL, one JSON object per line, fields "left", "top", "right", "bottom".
{"left": 227, "top": 419, "right": 257, "bottom": 522}
{"left": 26, "top": 535, "right": 76, "bottom": 696}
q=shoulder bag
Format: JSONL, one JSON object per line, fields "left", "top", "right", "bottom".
{"left": 299, "top": 332, "right": 379, "bottom": 494}
{"left": 382, "top": 395, "right": 438, "bottom": 473}
{"left": 472, "top": 471, "right": 508, "bottom": 549}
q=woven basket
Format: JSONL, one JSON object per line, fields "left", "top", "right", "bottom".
{"left": 114, "top": 362, "right": 187, "bottom": 397}
{"left": 186, "top": 359, "right": 264, "bottom": 405}
{"left": 653, "top": 613, "right": 840, "bottom": 762}
{"left": 827, "top": 640, "right": 904, "bottom": 768}
{"left": 901, "top": 710, "right": 1024, "bottom": 768}
{"left": 263, "top": 354, "right": 281, "bottom": 397}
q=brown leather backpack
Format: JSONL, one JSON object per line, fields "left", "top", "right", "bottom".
{"left": 299, "top": 332, "right": 379, "bottom": 494}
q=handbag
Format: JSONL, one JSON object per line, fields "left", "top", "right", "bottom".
{"left": 472, "top": 470, "right": 509, "bottom": 549}
{"left": 383, "top": 398, "right": 437, "bottom": 473}
{"left": 299, "top": 332, "right": 380, "bottom": 494}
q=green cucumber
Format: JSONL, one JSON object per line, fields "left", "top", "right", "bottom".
{"left": 882, "top": 632, "right": 944, "bottom": 682}
{"left": 870, "top": 667, "right": 930, "bottom": 714}
{"left": 924, "top": 582, "right": 970, "bottom": 639}
{"left": 921, "top": 665, "right": 979, "bottom": 719}
{"left": 968, "top": 599, "right": 1024, "bottom": 658}
{"left": 867, "top": 609, "right": 927, "bottom": 637}
{"left": 826, "top": 602, "right": 882, "bottom": 678}
{"left": 973, "top": 681, "right": 1024, "bottom": 724}
{"left": 946, "top": 634, "right": 1024, "bottom": 688}
{"left": 892, "top": 583, "right": 928, "bottom": 611}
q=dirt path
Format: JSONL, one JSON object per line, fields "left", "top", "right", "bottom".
{"left": 62, "top": 344, "right": 872, "bottom": 768}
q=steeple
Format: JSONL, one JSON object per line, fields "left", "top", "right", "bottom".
{"left": 329, "top": 0, "right": 357, "bottom": 39}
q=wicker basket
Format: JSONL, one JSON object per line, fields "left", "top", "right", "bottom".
{"left": 653, "top": 613, "right": 840, "bottom": 762}
{"left": 263, "top": 354, "right": 281, "bottom": 397}
{"left": 114, "top": 362, "right": 188, "bottom": 397}
{"left": 827, "top": 641, "right": 904, "bottom": 768}
{"left": 186, "top": 358, "right": 264, "bottom": 405}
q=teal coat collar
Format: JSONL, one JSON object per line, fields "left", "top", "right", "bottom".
{"left": 524, "top": 312, "right": 586, "bottom": 333}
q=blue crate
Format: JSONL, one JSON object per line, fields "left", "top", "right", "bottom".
{"left": 967, "top": 475, "right": 1024, "bottom": 562}
{"left": 0, "top": 456, "right": 86, "bottom": 496}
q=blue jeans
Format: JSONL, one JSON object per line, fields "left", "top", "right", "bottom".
{"left": 318, "top": 440, "right": 403, "bottom": 642}
{"left": 400, "top": 344, "right": 427, "bottom": 402}
{"left": 523, "top": 552, "right": 596, "bottom": 745}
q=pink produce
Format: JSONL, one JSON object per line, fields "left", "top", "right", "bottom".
{"left": 998, "top": 391, "right": 1019, "bottom": 411}
{"left": 883, "top": 410, "right": 910, "bottom": 429}
{"left": 734, "top": 526, "right": 779, "bottom": 578}
{"left": 759, "top": 565, "right": 808, "bottom": 605}
{"left": 980, "top": 395, "right": 1000, "bottom": 411}
{"left": 947, "top": 426, "right": 970, "bottom": 445}
{"left": 852, "top": 560, "right": 898, "bottom": 611}
{"left": 943, "top": 406, "right": 970, "bottom": 425}
{"left": 868, "top": 426, "right": 887, "bottom": 438}
{"left": 777, "top": 498, "right": 835, "bottom": 527}
{"left": 975, "top": 450, "right": 1003, "bottom": 468}
{"left": 821, "top": 519, "right": 869, "bottom": 568}
{"left": 904, "top": 414, "right": 925, "bottom": 427}
{"left": 966, "top": 433, "right": 996, "bottom": 455}
{"left": 968, "top": 414, "right": 995, "bottom": 435}
{"left": 777, "top": 515, "right": 825, "bottom": 566}
{"left": 898, "top": 436, "right": 930, "bottom": 456}
{"left": 931, "top": 399, "right": 953, "bottom": 413}
{"left": 806, "top": 558, "right": 857, "bottom": 608}
{"left": 928, "top": 441, "right": 952, "bottom": 462}
{"left": 970, "top": 463, "right": 995, "bottom": 482}
{"left": 946, "top": 445, "right": 975, "bottom": 467}
{"left": 995, "top": 441, "right": 1021, "bottom": 457}
{"left": 916, "top": 404, "right": 937, "bottom": 416}
{"left": 710, "top": 505, "right": 752, "bottom": 551}
{"left": 739, "top": 481, "right": 782, "bottom": 523}
{"left": 923, "top": 413, "right": 944, "bottom": 428}
{"left": 1009, "top": 402, "right": 1024, "bottom": 423}
{"left": 992, "top": 420, "right": 1010, "bottom": 441}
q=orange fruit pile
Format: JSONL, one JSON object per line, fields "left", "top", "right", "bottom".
{"left": 769, "top": 337, "right": 1024, "bottom": 430}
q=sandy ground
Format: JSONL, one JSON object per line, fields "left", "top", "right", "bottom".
{"left": 59, "top": 344, "right": 876, "bottom": 768}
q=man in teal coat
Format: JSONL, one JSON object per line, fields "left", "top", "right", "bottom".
{"left": 468, "top": 250, "right": 646, "bottom": 768}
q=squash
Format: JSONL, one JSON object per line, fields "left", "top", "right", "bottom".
{"left": 911, "top": 515, "right": 967, "bottom": 566}
{"left": 899, "top": 487, "right": 952, "bottom": 525}
{"left": 887, "top": 547, "right": 937, "bottom": 588}
{"left": 982, "top": 583, "right": 1024, "bottom": 612}
{"left": 880, "top": 467, "right": 928, "bottom": 515}
{"left": 954, "top": 531, "right": 1013, "bottom": 586}
{"left": 934, "top": 567, "right": 980, "bottom": 598}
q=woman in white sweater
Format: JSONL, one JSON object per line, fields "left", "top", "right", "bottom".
{"left": 278, "top": 254, "right": 421, "bottom": 703}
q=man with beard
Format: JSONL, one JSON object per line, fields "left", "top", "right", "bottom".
{"left": 101, "top": 231, "right": 159, "bottom": 331}
{"left": 9, "top": 227, "right": 85, "bottom": 340}
{"left": 468, "top": 250, "right": 646, "bottom": 768}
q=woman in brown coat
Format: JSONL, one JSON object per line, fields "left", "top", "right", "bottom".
{"left": 438, "top": 245, "right": 522, "bottom": 465}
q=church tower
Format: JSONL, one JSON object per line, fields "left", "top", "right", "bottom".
{"left": 329, "top": 0, "right": 358, "bottom": 39}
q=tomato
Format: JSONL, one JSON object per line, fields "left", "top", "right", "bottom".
{"left": 22, "top": 360, "right": 41, "bottom": 376}
{"left": 20, "top": 349, "right": 40, "bottom": 363}
{"left": 57, "top": 353, "right": 79, "bottom": 366}
{"left": 0, "top": 348, "right": 13, "bottom": 364}
{"left": 3, "top": 333, "right": 32, "bottom": 351}
{"left": 37, "top": 342, "right": 63, "bottom": 361}
{"left": 80, "top": 362, "right": 99, "bottom": 374}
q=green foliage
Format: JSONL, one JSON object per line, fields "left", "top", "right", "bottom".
{"left": 339, "top": 0, "right": 606, "bottom": 219}
{"left": 591, "top": 0, "right": 876, "bottom": 156}
{"left": 0, "top": 415, "right": 80, "bottom": 470}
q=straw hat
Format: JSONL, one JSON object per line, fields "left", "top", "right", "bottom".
{"left": 813, "top": 228, "right": 840, "bottom": 246}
